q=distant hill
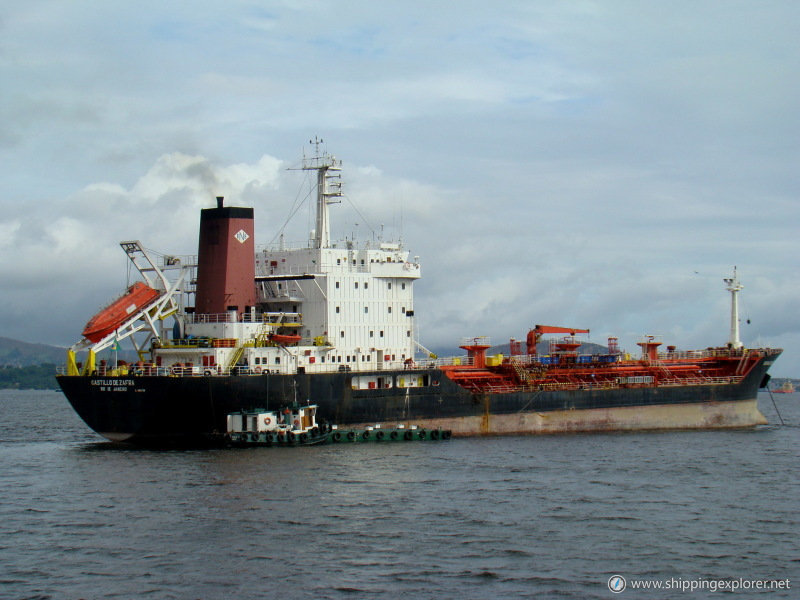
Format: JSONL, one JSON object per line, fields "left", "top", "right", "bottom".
{"left": 424, "top": 341, "right": 610, "bottom": 358}
{"left": 490, "top": 341, "right": 610, "bottom": 356}
{"left": 0, "top": 337, "right": 66, "bottom": 367}
{"left": 0, "top": 364, "right": 60, "bottom": 390}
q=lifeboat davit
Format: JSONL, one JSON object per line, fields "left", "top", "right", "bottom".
{"left": 82, "top": 281, "right": 161, "bottom": 343}
{"left": 268, "top": 333, "right": 302, "bottom": 346}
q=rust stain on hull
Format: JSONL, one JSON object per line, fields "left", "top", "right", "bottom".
{"left": 480, "top": 393, "right": 490, "bottom": 434}
{"left": 350, "top": 399, "right": 767, "bottom": 436}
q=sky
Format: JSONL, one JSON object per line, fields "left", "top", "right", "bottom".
{"left": 1, "top": 1, "right": 798, "bottom": 376}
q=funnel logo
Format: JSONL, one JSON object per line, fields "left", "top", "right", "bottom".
{"left": 234, "top": 229, "right": 249, "bottom": 244}
{"left": 608, "top": 575, "right": 626, "bottom": 593}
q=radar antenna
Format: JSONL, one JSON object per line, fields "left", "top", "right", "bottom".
{"left": 300, "top": 137, "right": 342, "bottom": 248}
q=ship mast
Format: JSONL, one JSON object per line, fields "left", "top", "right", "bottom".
{"left": 723, "top": 266, "right": 744, "bottom": 349}
{"left": 302, "top": 137, "right": 342, "bottom": 249}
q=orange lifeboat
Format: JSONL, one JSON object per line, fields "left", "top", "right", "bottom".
{"left": 268, "top": 333, "right": 302, "bottom": 346}
{"left": 82, "top": 281, "right": 161, "bottom": 343}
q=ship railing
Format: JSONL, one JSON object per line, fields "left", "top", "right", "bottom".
{"left": 256, "top": 261, "right": 328, "bottom": 275}
{"left": 157, "top": 338, "right": 239, "bottom": 349}
{"left": 657, "top": 347, "right": 748, "bottom": 360}
{"left": 189, "top": 313, "right": 238, "bottom": 324}
{"left": 466, "top": 384, "right": 520, "bottom": 394}
{"left": 510, "top": 375, "right": 744, "bottom": 393}
{"left": 55, "top": 362, "right": 748, "bottom": 386}
{"left": 657, "top": 349, "right": 709, "bottom": 360}
{"left": 57, "top": 358, "right": 441, "bottom": 378}
{"left": 460, "top": 336, "right": 491, "bottom": 347}
{"left": 55, "top": 364, "right": 173, "bottom": 377}
{"left": 489, "top": 348, "right": 750, "bottom": 364}
{"left": 655, "top": 375, "right": 743, "bottom": 386}
{"left": 156, "top": 254, "right": 197, "bottom": 269}
{"left": 256, "top": 260, "right": 421, "bottom": 277}
{"left": 163, "top": 360, "right": 434, "bottom": 377}
{"left": 529, "top": 381, "right": 619, "bottom": 392}
{"left": 187, "top": 312, "right": 303, "bottom": 325}
{"left": 132, "top": 348, "right": 752, "bottom": 374}
{"left": 428, "top": 356, "right": 475, "bottom": 368}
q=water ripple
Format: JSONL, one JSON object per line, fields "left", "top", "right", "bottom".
{"left": 0, "top": 390, "right": 798, "bottom": 599}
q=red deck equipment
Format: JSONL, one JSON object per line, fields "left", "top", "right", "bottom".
{"left": 526, "top": 325, "right": 590, "bottom": 355}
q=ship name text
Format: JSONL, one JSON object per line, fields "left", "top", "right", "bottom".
{"left": 91, "top": 379, "right": 135, "bottom": 392}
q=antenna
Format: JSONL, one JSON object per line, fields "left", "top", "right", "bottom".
{"left": 308, "top": 136, "right": 324, "bottom": 159}
{"left": 296, "top": 138, "right": 342, "bottom": 249}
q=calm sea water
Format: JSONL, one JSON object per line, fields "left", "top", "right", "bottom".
{"left": 0, "top": 390, "right": 797, "bottom": 599}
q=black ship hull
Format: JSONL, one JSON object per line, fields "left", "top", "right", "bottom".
{"left": 56, "top": 350, "right": 780, "bottom": 445}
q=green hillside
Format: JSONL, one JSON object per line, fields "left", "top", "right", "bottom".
{"left": 0, "top": 364, "right": 59, "bottom": 390}
{"left": 0, "top": 337, "right": 66, "bottom": 367}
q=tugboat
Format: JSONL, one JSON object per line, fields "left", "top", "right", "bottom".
{"left": 56, "top": 141, "right": 782, "bottom": 445}
{"left": 226, "top": 403, "right": 330, "bottom": 446}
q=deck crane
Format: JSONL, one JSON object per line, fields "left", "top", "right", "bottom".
{"left": 526, "top": 325, "right": 590, "bottom": 356}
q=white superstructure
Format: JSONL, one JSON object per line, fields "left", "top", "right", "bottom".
{"left": 254, "top": 148, "right": 419, "bottom": 371}
{"left": 152, "top": 145, "right": 421, "bottom": 376}
{"left": 66, "top": 144, "right": 422, "bottom": 378}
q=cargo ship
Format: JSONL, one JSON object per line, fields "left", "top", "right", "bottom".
{"left": 56, "top": 145, "right": 781, "bottom": 444}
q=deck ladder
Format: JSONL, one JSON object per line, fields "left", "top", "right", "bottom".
{"left": 227, "top": 344, "right": 246, "bottom": 372}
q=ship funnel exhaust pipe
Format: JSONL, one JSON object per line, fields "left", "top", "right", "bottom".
{"left": 195, "top": 198, "right": 255, "bottom": 315}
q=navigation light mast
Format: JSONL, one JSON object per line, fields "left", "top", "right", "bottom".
{"left": 723, "top": 266, "right": 744, "bottom": 349}
{"left": 302, "top": 137, "right": 342, "bottom": 249}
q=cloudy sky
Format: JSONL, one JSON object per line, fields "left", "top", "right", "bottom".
{"left": 1, "top": 1, "right": 798, "bottom": 376}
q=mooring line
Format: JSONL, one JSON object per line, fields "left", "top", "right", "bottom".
{"left": 767, "top": 387, "right": 786, "bottom": 426}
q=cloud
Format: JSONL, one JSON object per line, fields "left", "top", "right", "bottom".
{"left": 0, "top": 152, "right": 284, "bottom": 343}
{"left": 0, "top": 1, "right": 798, "bottom": 377}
